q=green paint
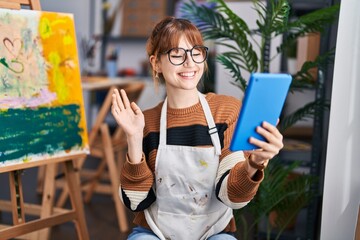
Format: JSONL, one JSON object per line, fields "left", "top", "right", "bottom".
{"left": 0, "top": 104, "right": 84, "bottom": 162}
{"left": 0, "top": 57, "right": 9, "bottom": 68}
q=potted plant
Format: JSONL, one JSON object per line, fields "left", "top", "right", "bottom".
{"left": 180, "top": 0, "right": 340, "bottom": 239}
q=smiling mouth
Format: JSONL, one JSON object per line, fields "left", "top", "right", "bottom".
{"left": 179, "top": 71, "right": 196, "bottom": 77}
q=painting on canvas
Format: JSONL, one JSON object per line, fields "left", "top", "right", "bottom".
{"left": 0, "top": 9, "right": 89, "bottom": 168}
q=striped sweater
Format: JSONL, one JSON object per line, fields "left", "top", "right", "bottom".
{"left": 119, "top": 92, "right": 264, "bottom": 233}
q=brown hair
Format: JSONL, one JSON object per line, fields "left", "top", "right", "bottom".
{"left": 146, "top": 16, "right": 207, "bottom": 84}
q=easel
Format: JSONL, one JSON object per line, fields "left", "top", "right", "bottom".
{"left": 0, "top": 1, "right": 89, "bottom": 239}
{"left": 52, "top": 78, "right": 145, "bottom": 233}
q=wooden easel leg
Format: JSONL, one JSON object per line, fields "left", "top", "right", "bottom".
{"left": 63, "top": 159, "right": 90, "bottom": 240}
{"left": 36, "top": 166, "right": 45, "bottom": 194}
{"left": 37, "top": 163, "right": 57, "bottom": 239}
{"left": 100, "top": 124, "right": 129, "bottom": 233}
{"left": 9, "top": 171, "right": 25, "bottom": 225}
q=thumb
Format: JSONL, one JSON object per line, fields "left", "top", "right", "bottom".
{"left": 131, "top": 102, "right": 142, "bottom": 115}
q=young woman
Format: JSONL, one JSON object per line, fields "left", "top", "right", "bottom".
{"left": 111, "top": 16, "right": 284, "bottom": 240}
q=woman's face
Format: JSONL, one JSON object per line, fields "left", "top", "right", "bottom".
{"left": 155, "top": 36, "right": 205, "bottom": 93}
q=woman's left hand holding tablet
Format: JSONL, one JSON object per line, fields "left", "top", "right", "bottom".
{"left": 245, "top": 121, "right": 284, "bottom": 172}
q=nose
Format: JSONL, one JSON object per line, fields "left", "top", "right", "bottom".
{"left": 183, "top": 50, "right": 195, "bottom": 66}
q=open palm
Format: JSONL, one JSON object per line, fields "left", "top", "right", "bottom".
{"left": 111, "top": 89, "right": 145, "bottom": 137}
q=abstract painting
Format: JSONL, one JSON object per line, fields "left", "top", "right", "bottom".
{"left": 0, "top": 9, "right": 89, "bottom": 168}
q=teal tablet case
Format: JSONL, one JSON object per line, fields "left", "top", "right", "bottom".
{"left": 230, "top": 73, "right": 292, "bottom": 151}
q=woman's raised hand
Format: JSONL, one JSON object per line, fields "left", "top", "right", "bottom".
{"left": 111, "top": 89, "right": 144, "bottom": 163}
{"left": 111, "top": 88, "right": 145, "bottom": 137}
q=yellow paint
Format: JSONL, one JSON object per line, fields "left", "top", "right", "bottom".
{"left": 38, "top": 12, "right": 88, "bottom": 147}
{"left": 199, "top": 159, "right": 208, "bottom": 168}
{"left": 39, "top": 17, "right": 52, "bottom": 39}
{"left": 22, "top": 156, "right": 31, "bottom": 162}
{"left": 63, "top": 34, "right": 74, "bottom": 45}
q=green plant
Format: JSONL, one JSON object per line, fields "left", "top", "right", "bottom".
{"left": 234, "top": 157, "right": 317, "bottom": 240}
{"left": 180, "top": 0, "right": 339, "bottom": 132}
{"left": 180, "top": 0, "right": 339, "bottom": 239}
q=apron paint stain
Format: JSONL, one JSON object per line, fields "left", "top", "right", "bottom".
{"left": 198, "top": 159, "right": 208, "bottom": 167}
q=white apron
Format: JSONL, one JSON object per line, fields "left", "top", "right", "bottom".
{"left": 145, "top": 92, "right": 233, "bottom": 240}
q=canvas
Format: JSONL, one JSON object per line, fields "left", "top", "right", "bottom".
{"left": 0, "top": 8, "right": 89, "bottom": 167}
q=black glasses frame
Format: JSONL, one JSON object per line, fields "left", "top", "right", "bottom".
{"left": 163, "top": 45, "right": 208, "bottom": 66}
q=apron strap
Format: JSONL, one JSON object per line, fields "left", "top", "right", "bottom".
{"left": 198, "top": 92, "right": 222, "bottom": 155}
{"left": 159, "top": 93, "right": 222, "bottom": 155}
{"left": 159, "top": 98, "right": 168, "bottom": 146}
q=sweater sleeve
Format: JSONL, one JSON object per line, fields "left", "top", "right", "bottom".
{"left": 215, "top": 151, "right": 263, "bottom": 209}
{"left": 119, "top": 153, "right": 156, "bottom": 211}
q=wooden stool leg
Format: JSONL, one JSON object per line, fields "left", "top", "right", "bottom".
{"left": 100, "top": 124, "right": 129, "bottom": 233}
{"left": 37, "top": 163, "right": 57, "bottom": 239}
{"left": 55, "top": 184, "right": 69, "bottom": 208}
{"left": 63, "top": 160, "right": 90, "bottom": 240}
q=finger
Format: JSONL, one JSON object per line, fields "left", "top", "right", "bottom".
{"left": 111, "top": 92, "right": 121, "bottom": 114}
{"left": 256, "top": 124, "right": 283, "bottom": 149}
{"left": 131, "top": 102, "right": 143, "bottom": 115}
{"left": 249, "top": 137, "right": 280, "bottom": 154}
{"left": 120, "top": 89, "right": 131, "bottom": 108}
{"left": 115, "top": 89, "right": 125, "bottom": 111}
{"left": 262, "top": 121, "right": 283, "bottom": 139}
{"left": 111, "top": 103, "right": 120, "bottom": 116}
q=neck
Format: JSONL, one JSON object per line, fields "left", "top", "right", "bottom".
{"left": 166, "top": 89, "right": 199, "bottom": 109}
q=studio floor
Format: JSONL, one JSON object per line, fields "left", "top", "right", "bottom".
{"left": 0, "top": 161, "right": 135, "bottom": 240}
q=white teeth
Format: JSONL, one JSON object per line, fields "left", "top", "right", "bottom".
{"left": 179, "top": 72, "right": 195, "bottom": 77}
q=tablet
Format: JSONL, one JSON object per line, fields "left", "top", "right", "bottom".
{"left": 229, "top": 73, "right": 292, "bottom": 151}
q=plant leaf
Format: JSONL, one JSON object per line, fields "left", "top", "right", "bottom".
{"left": 180, "top": 0, "right": 258, "bottom": 78}
{"left": 217, "top": 54, "right": 247, "bottom": 92}
{"left": 279, "top": 99, "right": 330, "bottom": 131}
{"left": 278, "top": 4, "right": 340, "bottom": 53}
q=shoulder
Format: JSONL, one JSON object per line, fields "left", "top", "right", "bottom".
{"left": 143, "top": 101, "right": 163, "bottom": 135}
{"left": 206, "top": 92, "right": 241, "bottom": 108}
{"left": 143, "top": 101, "right": 163, "bottom": 119}
{"left": 205, "top": 92, "right": 241, "bottom": 124}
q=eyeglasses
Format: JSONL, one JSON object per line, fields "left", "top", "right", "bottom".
{"left": 163, "top": 46, "right": 208, "bottom": 66}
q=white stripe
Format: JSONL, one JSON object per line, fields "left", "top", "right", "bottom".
{"left": 215, "top": 151, "right": 245, "bottom": 184}
{"left": 120, "top": 187, "right": 149, "bottom": 211}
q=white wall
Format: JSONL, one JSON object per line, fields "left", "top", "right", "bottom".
{"left": 320, "top": 0, "right": 360, "bottom": 239}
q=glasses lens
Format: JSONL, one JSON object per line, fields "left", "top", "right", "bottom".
{"left": 168, "top": 48, "right": 186, "bottom": 65}
{"left": 167, "top": 46, "right": 208, "bottom": 65}
{"left": 191, "top": 46, "right": 208, "bottom": 63}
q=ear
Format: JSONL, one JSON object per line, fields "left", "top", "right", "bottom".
{"left": 150, "top": 55, "right": 162, "bottom": 73}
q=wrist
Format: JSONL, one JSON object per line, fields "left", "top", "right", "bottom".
{"left": 248, "top": 157, "right": 266, "bottom": 170}
{"left": 126, "top": 134, "right": 143, "bottom": 164}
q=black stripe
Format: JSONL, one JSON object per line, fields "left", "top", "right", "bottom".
{"left": 215, "top": 169, "right": 230, "bottom": 202}
{"left": 143, "top": 123, "right": 228, "bottom": 158}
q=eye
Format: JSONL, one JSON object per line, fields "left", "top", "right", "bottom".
{"left": 170, "top": 54, "right": 183, "bottom": 59}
